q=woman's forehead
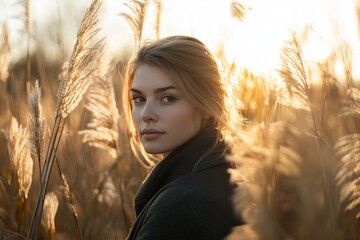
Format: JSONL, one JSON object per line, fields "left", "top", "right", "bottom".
{"left": 132, "top": 64, "right": 176, "bottom": 89}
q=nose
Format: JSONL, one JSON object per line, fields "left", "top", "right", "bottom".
{"left": 141, "top": 101, "right": 158, "bottom": 122}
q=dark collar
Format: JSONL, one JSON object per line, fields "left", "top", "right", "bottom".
{"left": 134, "top": 129, "right": 229, "bottom": 216}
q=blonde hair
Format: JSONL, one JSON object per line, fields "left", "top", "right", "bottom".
{"left": 123, "top": 35, "right": 231, "bottom": 167}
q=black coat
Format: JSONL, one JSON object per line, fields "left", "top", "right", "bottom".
{"left": 127, "top": 129, "right": 243, "bottom": 240}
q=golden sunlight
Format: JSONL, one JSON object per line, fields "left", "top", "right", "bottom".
{"left": 104, "top": 0, "right": 360, "bottom": 78}
{"left": 2, "top": 0, "right": 358, "bottom": 77}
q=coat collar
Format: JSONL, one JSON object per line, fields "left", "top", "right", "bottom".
{"left": 134, "top": 129, "right": 228, "bottom": 216}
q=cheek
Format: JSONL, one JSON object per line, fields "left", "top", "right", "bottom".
{"left": 131, "top": 108, "right": 141, "bottom": 129}
{"left": 168, "top": 107, "right": 203, "bottom": 130}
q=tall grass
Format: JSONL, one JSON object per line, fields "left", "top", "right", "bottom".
{"left": 227, "top": 32, "right": 360, "bottom": 239}
{"left": 0, "top": 0, "right": 360, "bottom": 239}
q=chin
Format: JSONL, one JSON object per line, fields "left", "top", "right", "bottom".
{"left": 143, "top": 145, "right": 171, "bottom": 155}
{"left": 144, "top": 147, "right": 164, "bottom": 155}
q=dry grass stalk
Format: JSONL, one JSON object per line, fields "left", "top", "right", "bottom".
{"left": 28, "top": 0, "right": 104, "bottom": 238}
{"left": 28, "top": 80, "right": 45, "bottom": 175}
{"left": 25, "top": 0, "right": 31, "bottom": 89}
{"left": 0, "top": 22, "right": 10, "bottom": 82}
{"left": 120, "top": 0, "right": 149, "bottom": 50}
{"left": 79, "top": 51, "right": 120, "bottom": 159}
{"left": 42, "top": 192, "right": 58, "bottom": 238}
{"left": 153, "top": 0, "right": 162, "bottom": 39}
{"left": 2, "top": 117, "right": 33, "bottom": 199}
{"left": 56, "top": 157, "right": 83, "bottom": 240}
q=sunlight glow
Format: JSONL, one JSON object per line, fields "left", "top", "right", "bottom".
{"left": 141, "top": 0, "right": 360, "bottom": 78}
{"left": 1, "top": 0, "right": 359, "bottom": 80}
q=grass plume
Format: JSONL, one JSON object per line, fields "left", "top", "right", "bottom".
{"left": 2, "top": 117, "right": 33, "bottom": 199}
{"left": 28, "top": 80, "right": 45, "bottom": 177}
{"left": 41, "top": 192, "right": 59, "bottom": 239}
{"left": 339, "top": 87, "right": 360, "bottom": 117}
{"left": 335, "top": 133, "right": 360, "bottom": 218}
{"left": 79, "top": 51, "right": 120, "bottom": 159}
{"left": 277, "top": 32, "right": 311, "bottom": 111}
{"left": 56, "top": 0, "right": 104, "bottom": 119}
{"left": 336, "top": 86, "right": 360, "bottom": 217}
{"left": 120, "top": 0, "right": 149, "bottom": 50}
{"left": 230, "top": 0, "right": 250, "bottom": 21}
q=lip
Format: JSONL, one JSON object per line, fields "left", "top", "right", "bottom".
{"left": 141, "top": 129, "right": 164, "bottom": 140}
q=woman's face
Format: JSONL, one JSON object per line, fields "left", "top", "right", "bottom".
{"left": 130, "top": 63, "right": 205, "bottom": 156}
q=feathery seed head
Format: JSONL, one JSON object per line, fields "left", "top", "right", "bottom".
{"left": 28, "top": 80, "right": 46, "bottom": 162}
{"left": 56, "top": 0, "right": 104, "bottom": 118}
{"left": 3, "top": 117, "right": 33, "bottom": 199}
{"left": 42, "top": 192, "right": 59, "bottom": 234}
{"left": 230, "top": 0, "right": 250, "bottom": 21}
{"left": 120, "top": 0, "right": 149, "bottom": 50}
{"left": 277, "top": 32, "right": 310, "bottom": 111}
{"left": 340, "top": 88, "right": 360, "bottom": 117}
{"left": 335, "top": 133, "right": 360, "bottom": 218}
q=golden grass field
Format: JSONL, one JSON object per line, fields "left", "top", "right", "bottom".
{"left": 1, "top": 0, "right": 360, "bottom": 239}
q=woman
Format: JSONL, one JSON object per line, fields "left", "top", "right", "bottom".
{"left": 124, "top": 35, "right": 243, "bottom": 240}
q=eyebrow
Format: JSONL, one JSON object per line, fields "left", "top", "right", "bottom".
{"left": 130, "top": 86, "right": 176, "bottom": 94}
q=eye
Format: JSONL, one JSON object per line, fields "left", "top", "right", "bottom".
{"left": 131, "top": 96, "right": 145, "bottom": 104}
{"left": 162, "top": 96, "right": 177, "bottom": 103}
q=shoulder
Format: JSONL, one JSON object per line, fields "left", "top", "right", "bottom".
{"left": 143, "top": 185, "right": 227, "bottom": 239}
{"left": 135, "top": 186, "right": 212, "bottom": 239}
{"left": 146, "top": 169, "right": 237, "bottom": 234}
{"left": 132, "top": 166, "right": 241, "bottom": 239}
